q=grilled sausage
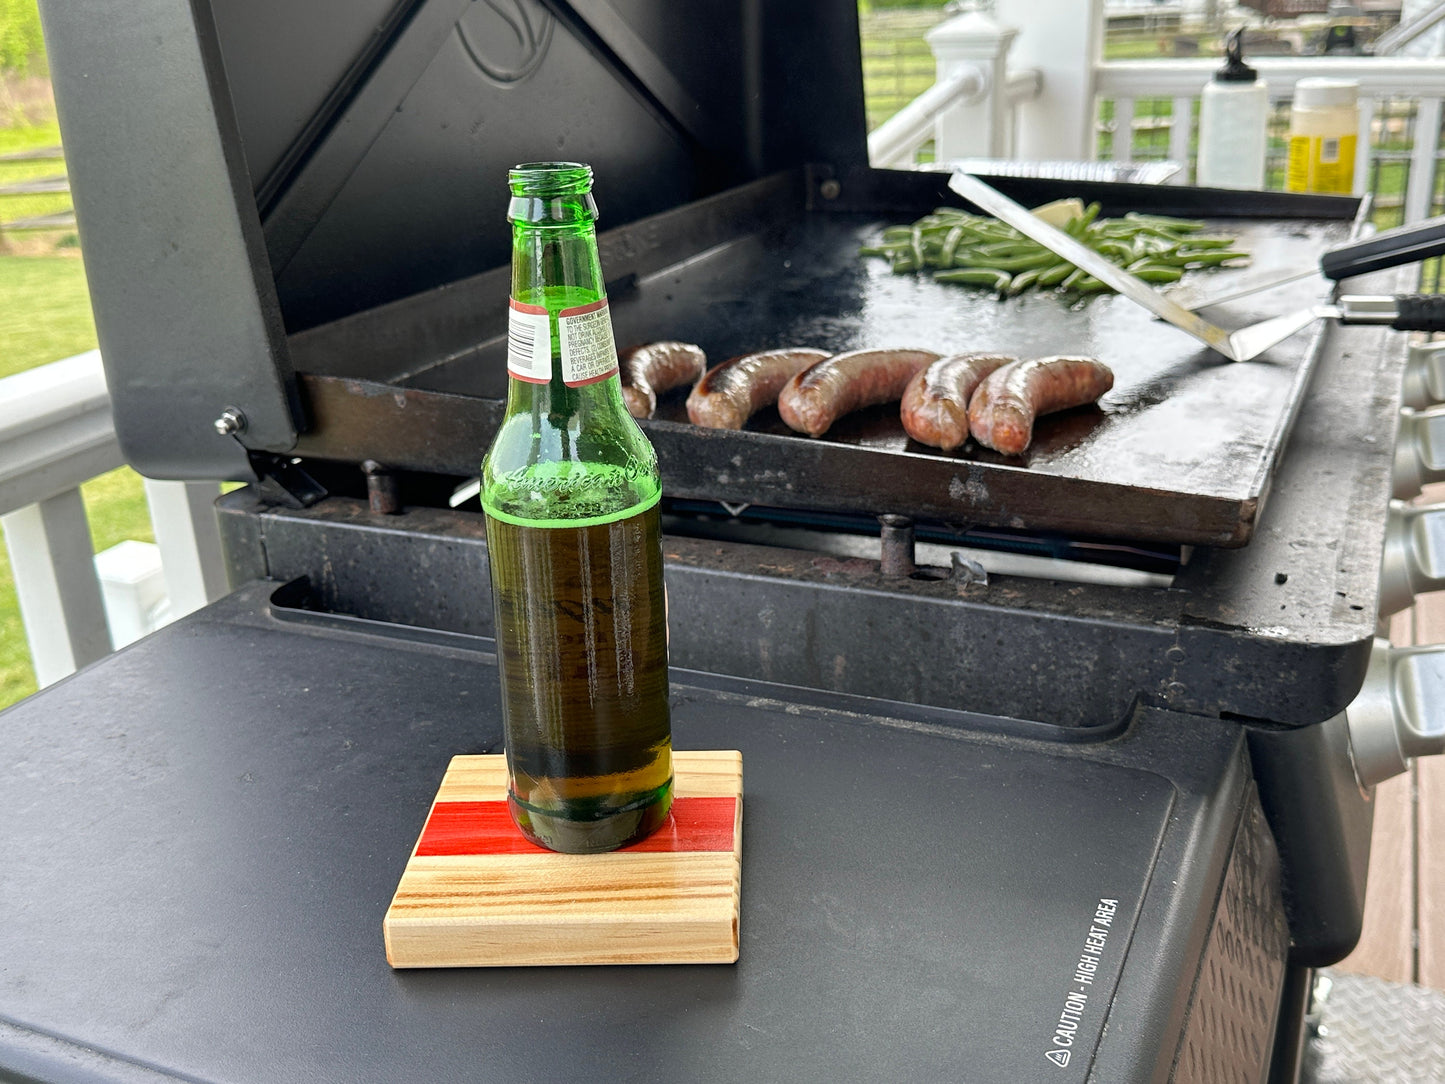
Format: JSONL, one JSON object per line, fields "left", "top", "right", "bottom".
{"left": 777, "top": 348, "right": 940, "bottom": 438}
{"left": 686, "top": 348, "right": 830, "bottom": 430}
{"left": 900, "top": 353, "right": 1015, "bottom": 451}
{"left": 967, "top": 356, "right": 1114, "bottom": 456}
{"left": 618, "top": 341, "right": 707, "bottom": 419}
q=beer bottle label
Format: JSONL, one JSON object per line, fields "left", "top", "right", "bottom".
{"left": 558, "top": 299, "right": 620, "bottom": 386}
{"left": 507, "top": 300, "right": 552, "bottom": 383}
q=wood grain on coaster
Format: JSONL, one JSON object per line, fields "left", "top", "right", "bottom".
{"left": 384, "top": 750, "right": 743, "bottom": 968}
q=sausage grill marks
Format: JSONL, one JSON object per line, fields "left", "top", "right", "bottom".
{"left": 778, "top": 348, "right": 941, "bottom": 438}
{"left": 967, "top": 356, "right": 1115, "bottom": 457}
{"left": 900, "top": 353, "right": 1015, "bottom": 452}
{"left": 618, "top": 341, "right": 707, "bottom": 419}
{"left": 686, "top": 348, "right": 831, "bottom": 430}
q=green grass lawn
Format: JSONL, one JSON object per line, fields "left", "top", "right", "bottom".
{"left": 0, "top": 254, "right": 96, "bottom": 378}
{"left": 0, "top": 120, "right": 153, "bottom": 711}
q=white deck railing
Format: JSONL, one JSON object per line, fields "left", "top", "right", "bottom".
{"left": 874, "top": 4, "right": 1445, "bottom": 228}
{"left": 0, "top": 352, "right": 229, "bottom": 691}
{"left": 1097, "top": 57, "right": 1445, "bottom": 223}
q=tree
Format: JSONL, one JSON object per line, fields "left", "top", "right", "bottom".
{"left": 0, "top": 0, "right": 46, "bottom": 77}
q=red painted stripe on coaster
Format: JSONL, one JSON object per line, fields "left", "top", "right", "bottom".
{"left": 416, "top": 796, "right": 736, "bottom": 857}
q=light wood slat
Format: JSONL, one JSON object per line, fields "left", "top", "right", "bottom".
{"left": 1420, "top": 755, "right": 1445, "bottom": 988}
{"left": 1415, "top": 580, "right": 1445, "bottom": 989}
{"left": 1336, "top": 770, "right": 1415, "bottom": 984}
{"left": 385, "top": 750, "right": 743, "bottom": 968}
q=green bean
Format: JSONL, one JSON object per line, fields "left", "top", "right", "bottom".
{"left": 940, "top": 224, "right": 969, "bottom": 267}
{"left": 954, "top": 250, "right": 1056, "bottom": 273}
{"left": 1172, "top": 235, "right": 1236, "bottom": 250}
{"left": 1179, "top": 250, "right": 1250, "bottom": 267}
{"left": 975, "top": 240, "right": 1046, "bottom": 258}
{"left": 1124, "top": 212, "right": 1207, "bottom": 233}
{"left": 1129, "top": 263, "right": 1184, "bottom": 284}
{"left": 1093, "top": 239, "right": 1134, "bottom": 261}
{"left": 1037, "top": 261, "right": 1075, "bottom": 287}
{"left": 865, "top": 202, "right": 1246, "bottom": 298}
{"left": 1006, "top": 268, "right": 1042, "bottom": 296}
{"left": 1068, "top": 274, "right": 1113, "bottom": 295}
{"left": 909, "top": 227, "right": 926, "bottom": 270}
{"left": 934, "top": 268, "right": 1012, "bottom": 293}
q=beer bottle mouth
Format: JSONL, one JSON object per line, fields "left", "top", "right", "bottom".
{"left": 509, "top": 162, "right": 593, "bottom": 198}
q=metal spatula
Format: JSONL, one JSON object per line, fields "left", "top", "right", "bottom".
{"left": 1168, "top": 214, "right": 1445, "bottom": 312}
{"left": 948, "top": 171, "right": 1445, "bottom": 362}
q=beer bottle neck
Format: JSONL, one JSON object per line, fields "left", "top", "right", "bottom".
{"left": 484, "top": 164, "right": 658, "bottom": 529}
{"left": 504, "top": 165, "right": 619, "bottom": 405}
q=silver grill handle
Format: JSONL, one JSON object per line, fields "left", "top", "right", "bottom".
{"left": 1344, "top": 637, "right": 1445, "bottom": 787}
{"left": 1379, "top": 500, "right": 1445, "bottom": 616}
{"left": 1393, "top": 406, "right": 1445, "bottom": 500}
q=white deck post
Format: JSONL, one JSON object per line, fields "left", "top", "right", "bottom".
{"left": 994, "top": 0, "right": 1106, "bottom": 161}
{"left": 926, "top": 12, "right": 1019, "bottom": 160}
{"left": 143, "top": 478, "right": 229, "bottom": 618}
{"left": 2, "top": 488, "right": 113, "bottom": 687}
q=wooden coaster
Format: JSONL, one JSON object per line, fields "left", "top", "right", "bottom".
{"left": 384, "top": 750, "right": 743, "bottom": 968}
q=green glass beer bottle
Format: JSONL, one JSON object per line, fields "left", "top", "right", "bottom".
{"left": 481, "top": 162, "right": 674, "bottom": 854}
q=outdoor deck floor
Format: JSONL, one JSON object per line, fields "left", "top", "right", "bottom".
{"left": 1337, "top": 485, "right": 1445, "bottom": 991}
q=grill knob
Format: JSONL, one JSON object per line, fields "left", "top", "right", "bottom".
{"left": 1392, "top": 406, "right": 1445, "bottom": 500}
{"left": 1402, "top": 341, "right": 1445, "bottom": 411}
{"left": 1378, "top": 500, "right": 1445, "bottom": 616}
{"left": 1344, "top": 637, "right": 1445, "bottom": 787}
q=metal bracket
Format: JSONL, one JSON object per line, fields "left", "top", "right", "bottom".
{"left": 249, "top": 453, "right": 328, "bottom": 510}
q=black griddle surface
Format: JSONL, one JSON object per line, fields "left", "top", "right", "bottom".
{"left": 404, "top": 204, "right": 1353, "bottom": 546}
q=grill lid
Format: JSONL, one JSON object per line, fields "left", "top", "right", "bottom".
{"left": 40, "top": 0, "right": 869, "bottom": 478}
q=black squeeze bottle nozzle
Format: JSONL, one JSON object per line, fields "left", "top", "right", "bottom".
{"left": 1216, "top": 27, "right": 1258, "bottom": 84}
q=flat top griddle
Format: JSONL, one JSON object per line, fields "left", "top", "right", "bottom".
{"left": 293, "top": 171, "right": 1363, "bottom": 548}
{"left": 637, "top": 212, "right": 1344, "bottom": 472}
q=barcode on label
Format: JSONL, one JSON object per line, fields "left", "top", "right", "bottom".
{"left": 507, "top": 302, "right": 552, "bottom": 383}
{"left": 1321, "top": 138, "right": 1339, "bottom": 163}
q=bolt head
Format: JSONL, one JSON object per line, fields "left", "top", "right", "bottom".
{"left": 214, "top": 407, "right": 246, "bottom": 436}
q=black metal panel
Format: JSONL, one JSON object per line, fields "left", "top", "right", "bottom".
{"left": 37, "top": 0, "right": 300, "bottom": 480}
{"left": 198, "top": 0, "right": 868, "bottom": 331}
{"left": 1247, "top": 716, "right": 1374, "bottom": 967}
{"left": 821, "top": 161, "right": 1363, "bottom": 221}
{"left": 209, "top": 0, "right": 408, "bottom": 197}
{"left": 215, "top": 486, "right": 1368, "bottom": 729}
{"left": 0, "top": 584, "right": 1268, "bottom": 1083}
{"left": 1169, "top": 789, "right": 1289, "bottom": 1083}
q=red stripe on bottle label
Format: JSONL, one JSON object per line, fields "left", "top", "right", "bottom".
{"left": 415, "top": 796, "right": 736, "bottom": 857}
{"left": 509, "top": 299, "right": 549, "bottom": 315}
